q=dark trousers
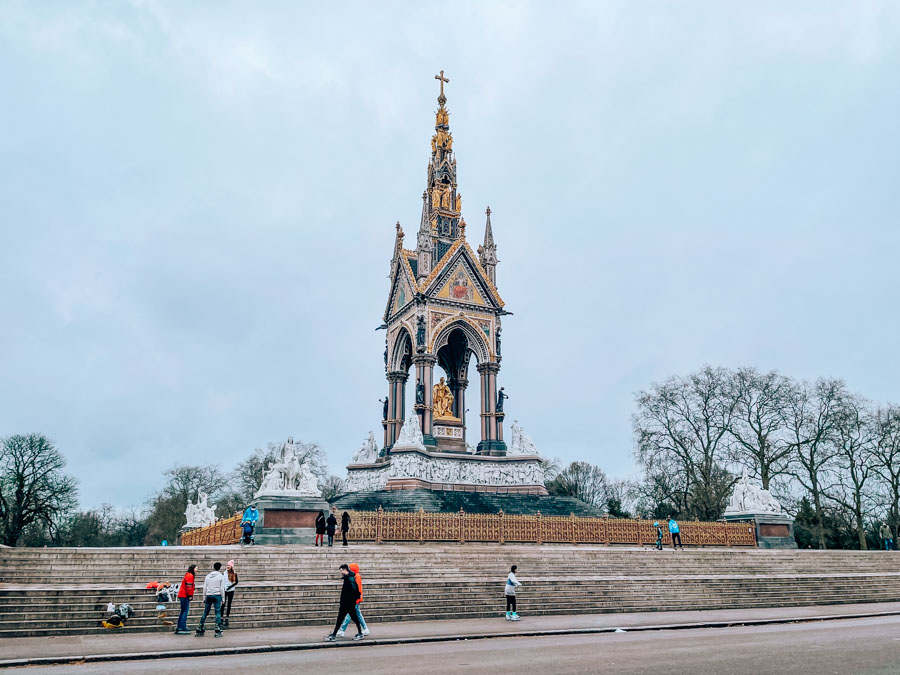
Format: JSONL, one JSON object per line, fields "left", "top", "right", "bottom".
{"left": 176, "top": 598, "right": 190, "bottom": 632}
{"left": 656, "top": 536, "right": 663, "bottom": 550}
{"left": 332, "top": 604, "right": 362, "bottom": 636}
{"left": 199, "top": 595, "right": 222, "bottom": 630}
{"left": 506, "top": 595, "right": 516, "bottom": 612}
{"left": 671, "top": 532, "right": 682, "bottom": 549}
{"left": 342, "top": 530, "right": 349, "bottom": 546}
{"left": 327, "top": 533, "right": 334, "bottom": 546}
{"left": 224, "top": 591, "right": 235, "bottom": 617}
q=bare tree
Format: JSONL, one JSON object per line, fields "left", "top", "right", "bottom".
{"left": 0, "top": 434, "right": 78, "bottom": 546}
{"left": 729, "top": 368, "right": 793, "bottom": 490}
{"left": 828, "top": 395, "right": 877, "bottom": 549}
{"left": 634, "top": 366, "right": 739, "bottom": 520}
{"left": 319, "top": 475, "right": 346, "bottom": 501}
{"left": 786, "top": 379, "right": 847, "bottom": 549}
{"left": 872, "top": 405, "right": 900, "bottom": 542}
{"left": 545, "top": 461, "right": 609, "bottom": 509}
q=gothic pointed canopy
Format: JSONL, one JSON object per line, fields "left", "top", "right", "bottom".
{"left": 380, "top": 73, "right": 509, "bottom": 457}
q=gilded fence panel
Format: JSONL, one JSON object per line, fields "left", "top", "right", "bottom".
{"left": 462, "top": 512, "right": 502, "bottom": 542}
{"left": 541, "top": 516, "right": 574, "bottom": 543}
{"left": 503, "top": 514, "right": 539, "bottom": 542}
{"left": 349, "top": 511, "right": 378, "bottom": 541}
{"left": 381, "top": 511, "right": 421, "bottom": 540}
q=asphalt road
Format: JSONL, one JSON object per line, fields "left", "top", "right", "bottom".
{"left": 19, "top": 616, "right": 900, "bottom": 674}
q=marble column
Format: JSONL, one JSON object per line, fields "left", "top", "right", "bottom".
{"left": 386, "top": 371, "right": 408, "bottom": 451}
{"left": 413, "top": 354, "right": 437, "bottom": 447}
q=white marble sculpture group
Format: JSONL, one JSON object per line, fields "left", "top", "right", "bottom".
{"left": 184, "top": 491, "right": 217, "bottom": 529}
{"left": 351, "top": 431, "right": 380, "bottom": 464}
{"left": 725, "top": 468, "right": 786, "bottom": 515}
{"left": 508, "top": 420, "right": 540, "bottom": 456}
{"left": 256, "top": 441, "right": 322, "bottom": 498}
{"left": 393, "top": 414, "right": 427, "bottom": 451}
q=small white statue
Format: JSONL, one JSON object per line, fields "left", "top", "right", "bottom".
{"left": 725, "top": 468, "right": 786, "bottom": 515}
{"left": 394, "top": 413, "right": 426, "bottom": 451}
{"left": 352, "top": 431, "right": 379, "bottom": 464}
{"left": 508, "top": 420, "right": 540, "bottom": 456}
{"left": 184, "top": 490, "right": 217, "bottom": 528}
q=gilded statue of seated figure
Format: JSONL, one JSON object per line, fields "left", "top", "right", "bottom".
{"left": 433, "top": 376, "right": 455, "bottom": 419}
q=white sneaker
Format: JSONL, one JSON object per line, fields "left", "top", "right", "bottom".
{"left": 336, "top": 630, "right": 345, "bottom": 637}
{"left": 362, "top": 628, "right": 370, "bottom": 636}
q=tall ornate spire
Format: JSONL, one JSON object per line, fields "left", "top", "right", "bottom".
{"left": 478, "top": 206, "right": 497, "bottom": 284}
{"left": 424, "top": 70, "right": 462, "bottom": 264}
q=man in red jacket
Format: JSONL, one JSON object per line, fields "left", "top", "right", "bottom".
{"left": 175, "top": 564, "right": 196, "bottom": 635}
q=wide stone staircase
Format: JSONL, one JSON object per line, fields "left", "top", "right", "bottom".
{"left": 1, "top": 544, "right": 899, "bottom": 638}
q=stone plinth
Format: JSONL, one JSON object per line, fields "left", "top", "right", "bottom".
{"left": 433, "top": 417, "right": 466, "bottom": 452}
{"left": 255, "top": 495, "right": 330, "bottom": 545}
{"left": 725, "top": 512, "right": 797, "bottom": 549}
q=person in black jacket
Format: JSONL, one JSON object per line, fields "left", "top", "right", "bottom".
{"left": 326, "top": 509, "right": 337, "bottom": 547}
{"left": 324, "top": 564, "right": 363, "bottom": 641}
{"left": 315, "top": 510, "right": 326, "bottom": 547}
{"left": 341, "top": 511, "right": 351, "bottom": 547}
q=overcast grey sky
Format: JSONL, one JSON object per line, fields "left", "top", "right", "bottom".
{"left": 2, "top": 2, "right": 899, "bottom": 510}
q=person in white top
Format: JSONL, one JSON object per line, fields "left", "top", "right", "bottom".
{"left": 505, "top": 565, "right": 522, "bottom": 621}
{"left": 196, "top": 562, "right": 226, "bottom": 637}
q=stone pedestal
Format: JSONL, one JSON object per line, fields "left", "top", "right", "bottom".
{"left": 254, "top": 495, "right": 330, "bottom": 545}
{"left": 433, "top": 417, "right": 465, "bottom": 452}
{"left": 725, "top": 512, "right": 797, "bottom": 549}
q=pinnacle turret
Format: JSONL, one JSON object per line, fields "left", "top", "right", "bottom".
{"left": 478, "top": 206, "right": 498, "bottom": 284}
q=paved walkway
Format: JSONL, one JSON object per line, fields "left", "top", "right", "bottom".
{"left": 3, "top": 602, "right": 900, "bottom": 668}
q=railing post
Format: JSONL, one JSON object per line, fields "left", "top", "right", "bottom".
{"left": 723, "top": 521, "right": 729, "bottom": 547}
{"left": 459, "top": 508, "right": 465, "bottom": 544}
{"left": 376, "top": 505, "right": 383, "bottom": 544}
{"left": 570, "top": 512, "right": 577, "bottom": 545}
{"left": 536, "top": 511, "right": 543, "bottom": 545}
{"left": 603, "top": 514, "right": 611, "bottom": 545}
{"left": 498, "top": 509, "right": 504, "bottom": 545}
{"left": 419, "top": 508, "right": 425, "bottom": 544}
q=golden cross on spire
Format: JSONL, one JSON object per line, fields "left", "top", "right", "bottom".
{"left": 434, "top": 70, "right": 449, "bottom": 98}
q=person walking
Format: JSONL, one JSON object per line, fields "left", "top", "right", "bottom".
{"left": 336, "top": 563, "right": 370, "bottom": 637}
{"left": 175, "top": 564, "right": 196, "bottom": 635}
{"left": 654, "top": 521, "right": 664, "bottom": 551}
{"left": 222, "top": 560, "right": 239, "bottom": 627}
{"left": 195, "top": 562, "right": 226, "bottom": 638}
{"left": 326, "top": 509, "right": 338, "bottom": 547}
{"left": 341, "top": 511, "right": 351, "bottom": 547}
{"left": 324, "top": 564, "right": 364, "bottom": 641}
{"left": 668, "top": 516, "right": 683, "bottom": 550}
{"left": 880, "top": 522, "right": 894, "bottom": 551}
{"left": 505, "top": 565, "right": 522, "bottom": 621}
{"left": 315, "top": 510, "right": 326, "bottom": 547}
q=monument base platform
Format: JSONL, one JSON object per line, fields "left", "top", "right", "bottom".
{"left": 725, "top": 512, "right": 797, "bottom": 549}
{"left": 254, "top": 495, "right": 330, "bottom": 546}
{"left": 345, "top": 446, "right": 546, "bottom": 495}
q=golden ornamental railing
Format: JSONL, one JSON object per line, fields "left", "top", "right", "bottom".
{"left": 181, "top": 512, "right": 242, "bottom": 546}
{"left": 351, "top": 508, "right": 756, "bottom": 547}
{"left": 179, "top": 508, "right": 757, "bottom": 547}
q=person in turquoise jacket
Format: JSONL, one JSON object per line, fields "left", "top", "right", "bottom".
{"left": 668, "top": 517, "right": 683, "bottom": 550}
{"left": 242, "top": 504, "right": 259, "bottom": 526}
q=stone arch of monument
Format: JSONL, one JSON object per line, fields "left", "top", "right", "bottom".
{"left": 431, "top": 317, "right": 491, "bottom": 364}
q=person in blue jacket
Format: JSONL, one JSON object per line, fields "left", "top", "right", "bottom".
{"left": 241, "top": 503, "right": 259, "bottom": 542}
{"left": 668, "top": 516, "right": 683, "bottom": 550}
